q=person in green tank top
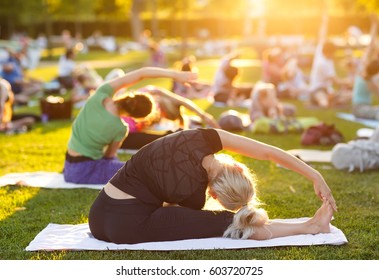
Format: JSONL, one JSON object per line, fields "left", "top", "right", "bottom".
{"left": 63, "top": 67, "right": 198, "bottom": 184}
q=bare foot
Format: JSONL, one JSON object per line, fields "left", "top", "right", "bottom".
{"left": 307, "top": 200, "right": 333, "bottom": 234}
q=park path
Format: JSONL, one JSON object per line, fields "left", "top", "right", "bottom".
{"left": 38, "top": 59, "right": 129, "bottom": 69}
{"left": 38, "top": 58, "right": 261, "bottom": 69}
{"left": 196, "top": 58, "right": 261, "bottom": 68}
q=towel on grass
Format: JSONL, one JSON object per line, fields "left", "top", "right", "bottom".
{"left": 288, "top": 149, "right": 332, "bottom": 163}
{"left": 25, "top": 219, "right": 347, "bottom": 251}
{"left": 0, "top": 171, "right": 103, "bottom": 190}
{"left": 356, "top": 128, "right": 374, "bottom": 138}
{"left": 337, "top": 112, "right": 379, "bottom": 128}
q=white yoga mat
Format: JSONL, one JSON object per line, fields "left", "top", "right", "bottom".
{"left": 337, "top": 112, "right": 379, "bottom": 128}
{"left": 25, "top": 219, "right": 347, "bottom": 251}
{"left": 288, "top": 149, "right": 332, "bottom": 163}
{"left": 356, "top": 128, "right": 374, "bottom": 138}
{"left": 0, "top": 171, "right": 103, "bottom": 190}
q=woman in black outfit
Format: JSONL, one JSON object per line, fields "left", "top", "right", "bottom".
{"left": 89, "top": 128, "right": 337, "bottom": 244}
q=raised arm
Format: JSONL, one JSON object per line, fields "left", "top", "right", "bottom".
{"left": 103, "top": 140, "right": 125, "bottom": 159}
{"left": 361, "top": 14, "right": 378, "bottom": 70}
{"left": 147, "top": 85, "right": 220, "bottom": 128}
{"left": 317, "top": 11, "right": 329, "bottom": 49}
{"left": 224, "top": 50, "right": 240, "bottom": 62}
{"left": 106, "top": 67, "right": 198, "bottom": 94}
{"left": 216, "top": 129, "right": 337, "bottom": 211}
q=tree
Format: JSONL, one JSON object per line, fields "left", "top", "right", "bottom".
{"left": 131, "top": 0, "right": 146, "bottom": 41}
{"left": 53, "top": 0, "right": 96, "bottom": 36}
{"left": 355, "top": 0, "right": 379, "bottom": 13}
{"left": 95, "top": 0, "right": 127, "bottom": 36}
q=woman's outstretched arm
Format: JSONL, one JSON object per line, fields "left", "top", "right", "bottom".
{"left": 216, "top": 129, "right": 337, "bottom": 212}
{"left": 106, "top": 67, "right": 198, "bottom": 94}
{"left": 361, "top": 14, "right": 378, "bottom": 71}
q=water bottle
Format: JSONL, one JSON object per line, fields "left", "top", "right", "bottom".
{"left": 41, "top": 113, "right": 49, "bottom": 123}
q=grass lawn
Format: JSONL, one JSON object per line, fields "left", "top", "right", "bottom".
{"left": 0, "top": 49, "right": 378, "bottom": 260}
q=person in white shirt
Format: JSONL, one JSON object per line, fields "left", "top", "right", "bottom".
{"left": 211, "top": 50, "right": 253, "bottom": 106}
{"left": 308, "top": 13, "right": 348, "bottom": 108}
{"left": 58, "top": 48, "right": 76, "bottom": 89}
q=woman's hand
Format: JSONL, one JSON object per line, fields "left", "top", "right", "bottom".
{"left": 201, "top": 112, "right": 221, "bottom": 128}
{"left": 173, "top": 71, "right": 198, "bottom": 85}
{"left": 313, "top": 175, "right": 337, "bottom": 212}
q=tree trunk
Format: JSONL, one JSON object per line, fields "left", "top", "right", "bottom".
{"left": 150, "top": 0, "right": 158, "bottom": 39}
{"left": 43, "top": 0, "right": 53, "bottom": 59}
{"left": 7, "top": 16, "right": 15, "bottom": 39}
{"left": 131, "top": 0, "right": 144, "bottom": 41}
{"left": 181, "top": 0, "right": 188, "bottom": 57}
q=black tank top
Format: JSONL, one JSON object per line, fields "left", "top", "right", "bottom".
{"left": 109, "top": 128, "right": 222, "bottom": 208}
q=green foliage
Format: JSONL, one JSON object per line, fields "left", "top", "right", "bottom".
{"left": 0, "top": 0, "right": 377, "bottom": 28}
{"left": 357, "top": 0, "right": 379, "bottom": 13}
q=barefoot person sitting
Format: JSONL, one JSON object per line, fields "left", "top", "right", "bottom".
{"left": 249, "top": 82, "right": 296, "bottom": 122}
{"left": 89, "top": 128, "right": 336, "bottom": 244}
{"left": 0, "top": 78, "right": 37, "bottom": 133}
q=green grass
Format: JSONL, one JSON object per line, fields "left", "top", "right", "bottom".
{"left": 0, "top": 49, "right": 378, "bottom": 260}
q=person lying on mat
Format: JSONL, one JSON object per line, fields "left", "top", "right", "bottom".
{"left": 63, "top": 67, "right": 197, "bottom": 184}
{"left": 88, "top": 128, "right": 337, "bottom": 244}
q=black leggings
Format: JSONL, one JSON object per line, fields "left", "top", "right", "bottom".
{"left": 88, "top": 189, "right": 234, "bottom": 244}
{"left": 12, "top": 113, "right": 41, "bottom": 122}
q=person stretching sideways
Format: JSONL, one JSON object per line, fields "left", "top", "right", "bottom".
{"left": 89, "top": 128, "right": 337, "bottom": 244}
{"left": 64, "top": 67, "right": 197, "bottom": 184}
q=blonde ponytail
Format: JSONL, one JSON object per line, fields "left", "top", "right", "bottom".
{"left": 223, "top": 204, "right": 268, "bottom": 239}
{"left": 208, "top": 153, "right": 268, "bottom": 239}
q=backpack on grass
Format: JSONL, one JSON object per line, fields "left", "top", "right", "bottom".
{"left": 218, "top": 110, "right": 249, "bottom": 132}
{"left": 40, "top": 95, "right": 72, "bottom": 121}
{"left": 301, "top": 122, "right": 344, "bottom": 146}
{"left": 252, "top": 117, "right": 319, "bottom": 134}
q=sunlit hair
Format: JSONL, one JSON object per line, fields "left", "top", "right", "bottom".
{"left": 0, "top": 78, "right": 14, "bottom": 123}
{"left": 208, "top": 154, "right": 268, "bottom": 239}
{"left": 65, "top": 47, "right": 75, "bottom": 59}
{"left": 224, "top": 65, "right": 238, "bottom": 80}
{"left": 262, "top": 47, "right": 282, "bottom": 63}
{"left": 364, "top": 59, "right": 379, "bottom": 80}
{"left": 322, "top": 41, "right": 336, "bottom": 58}
{"left": 113, "top": 91, "right": 155, "bottom": 119}
{"left": 252, "top": 82, "right": 275, "bottom": 98}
